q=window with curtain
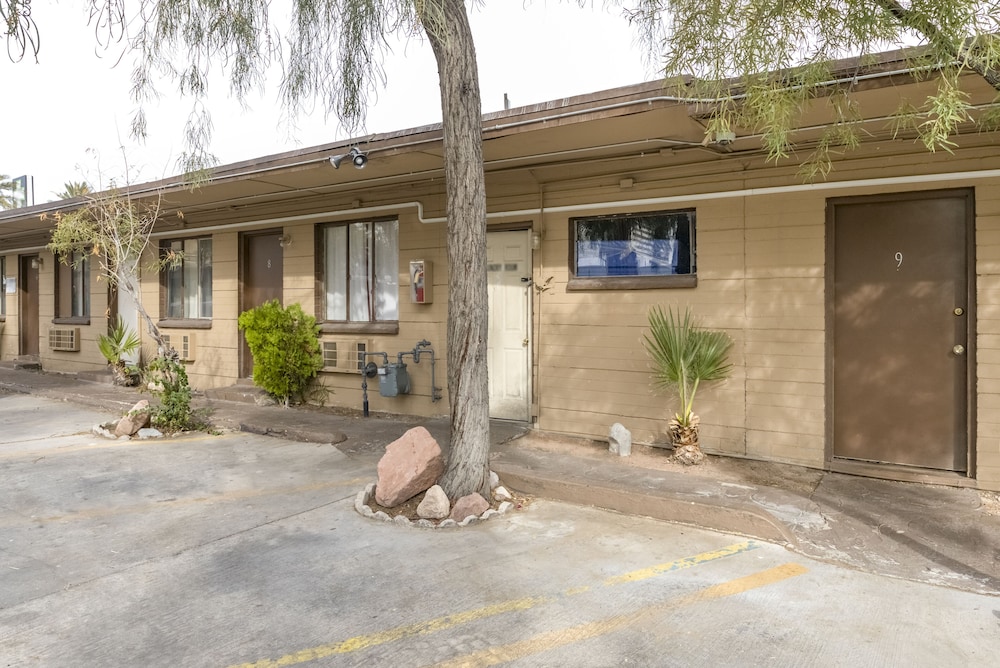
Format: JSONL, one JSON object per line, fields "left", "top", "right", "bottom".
{"left": 163, "top": 237, "right": 213, "bottom": 319}
{"left": 56, "top": 251, "right": 90, "bottom": 319}
{"left": 323, "top": 219, "right": 398, "bottom": 323}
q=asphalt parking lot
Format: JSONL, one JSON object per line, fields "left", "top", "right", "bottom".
{"left": 3, "top": 394, "right": 1000, "bottom": 667}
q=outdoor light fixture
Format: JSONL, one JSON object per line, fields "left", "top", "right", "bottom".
{"left": 531, "top": 231, "right": 542, "bottom": 250}
{"left": 278, "top": 234, "right": 292, "bottom": 249}
{"left": 329, "top": 147, "right": 368, "bottom": 170}
{"left": 30, "top": 257, "right": 42, "bottom": 269}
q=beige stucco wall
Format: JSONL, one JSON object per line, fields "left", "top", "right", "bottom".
{"left": 11, "top": 136, "right": 1000, "bottom": 491}
{"left": 975, "top": 178, "right": 1000, "bottom": 490}
{"left": 526, "top": 144, "right": 1000, "bottom": 491}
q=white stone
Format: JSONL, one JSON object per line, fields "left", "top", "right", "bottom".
{"left": 136, "top": 428, "right": 163, "bottom": 439}
{"left": 489, "top": 470, "right": 500, "bottom": 489}
{"left": 609, "top": 422, "right": 632, "bottom": 457}
{"left": 417, "top": 485, "right": 451, "bottom": 520}
{"left": 494, "top": 486, "right": 513, "bottom": 502}
{"left": 498, "top": 501, "right": 514, "bottom": 514}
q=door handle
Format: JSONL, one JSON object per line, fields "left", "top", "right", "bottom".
{"left": 953, "top": 344, "right": 966, "bottom": 356}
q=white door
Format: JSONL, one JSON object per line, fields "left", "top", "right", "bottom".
{"left": 487, "top": 230, "right": 531, "bottom": 421}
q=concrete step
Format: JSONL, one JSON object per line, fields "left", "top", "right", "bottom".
{"left": 11, "top": 356, "right": 41, "bottom": 371}
{"left": 77, "top": 369, "right": 115, "bottom": 384}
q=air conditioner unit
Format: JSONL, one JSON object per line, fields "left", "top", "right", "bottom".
{"left": 322, "top": 339, "right": 370, "bottom": 373}
{"left": 48, "top": 327, "right": 80, "bottom": 352}
{"left": 161, "top": 333, "right": 196, "bottom": 361}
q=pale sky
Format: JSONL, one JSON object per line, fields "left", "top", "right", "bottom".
{"left": 1, "top": 2, "right": 656, "bottom": 204}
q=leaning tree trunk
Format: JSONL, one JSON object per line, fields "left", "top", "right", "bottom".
{"left": 421, "top": 0, "right": 491, "bottom": 500}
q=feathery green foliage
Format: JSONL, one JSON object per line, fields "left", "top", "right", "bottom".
{"left": 46, "top": 183, "right": 171, "bottom": 350}
{"left": 607, "top": 0, "right": 1000, "bottom": 179}
{"left": 644, "top": 306, "right": 733, "bottom": 428}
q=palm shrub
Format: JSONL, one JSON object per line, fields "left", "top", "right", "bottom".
{"left": 237, "top": 300, "right": 324, "bottom": 407}
{"left": 98, "top": 316, "right": 141, "bottom": 386}
{"left": 644, "top": 307, "right": 734, "bottom": 465}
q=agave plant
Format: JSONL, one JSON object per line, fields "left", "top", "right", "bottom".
{"left": 644, "top": 307, "right": 733, "bottom": 465}
{"left": 98, "top": 316, "right": 142, "bottom": 386}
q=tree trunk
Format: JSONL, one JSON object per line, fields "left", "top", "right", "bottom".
{"left": 420, "top": 0, "right": 491, "bottom": 500}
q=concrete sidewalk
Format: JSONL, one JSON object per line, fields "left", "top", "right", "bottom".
{"left": 1, "top": 363, "right": 998, "bottom": 595}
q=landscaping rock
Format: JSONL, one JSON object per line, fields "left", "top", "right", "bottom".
{"left": 136, "top": 428, "right": 163, "bottom": 439}
{"left": 609, "top": 422, "right": 632, "bottom": 457}
{"left": 115, "top": 400, "right": 151, "bottom": 437}
{"left": 494, "top": 485, "right": 513, "bottom": 502}
{"left": 417, "top": 485, "right": 451, "bottom": 519}
{"left": 375, "top": 426, "right": 445, "bottom": 507}
{"left": 449, "top": 493, "right": 489, "bottom": 522}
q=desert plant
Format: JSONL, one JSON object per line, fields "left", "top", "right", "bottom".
{"left": 237, "top": 300, "right": 324, "bottom": 407}
{"left": 98, "top": 316, "right": 141, "bottom": 386}
{"left": 644, "top": 307, "right": 733, "bottom": 465}
{"left": 146, "top": 354, "right": 199, "bottom": 432}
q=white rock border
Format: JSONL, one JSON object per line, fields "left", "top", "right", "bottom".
{"left": 354, "top": 481, "right": 515, "bottom": 529}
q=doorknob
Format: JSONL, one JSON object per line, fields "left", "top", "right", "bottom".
{"left": 953, "top": 344, "right": 966, "bottom": 356}
{"left": 954, "top": 307, "right": 965, "bottom": 316}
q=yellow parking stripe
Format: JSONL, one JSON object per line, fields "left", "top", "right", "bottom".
{"left": 604, "top": 540, "right": 758, "bottom": 585}
{"left": 227, "top": 541, "right": 760, "bottom": 668}
{"left": 228, "top": 598, "right": 550, "bottom": 668}
{"left": 429, "top": 563, "right": 809, "bottom": 668}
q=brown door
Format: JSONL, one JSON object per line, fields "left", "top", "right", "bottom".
{"left": 240, "top": 231, "right": 284, "bottom": 377}
{"left": 18, "top": 255, "right": 39, "bottom": 356}
{"left": 831, "top": 190, "right": 971, "bottom": 471}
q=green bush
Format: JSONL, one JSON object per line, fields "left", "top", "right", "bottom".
{"left": 238, "top": 300, "right": 324, "bottom": 406}
{"left": 146, "top": 354, "right": 199, "bottom": 432}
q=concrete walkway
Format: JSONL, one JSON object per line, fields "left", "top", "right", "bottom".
{"left": 1, "top": 363, "right": 998, "bottom": 595}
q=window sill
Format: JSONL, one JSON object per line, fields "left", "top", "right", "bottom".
{"left": 52, "top": 317, "right": 91, "bottom": 326}
{"left": 320, "top": 321, "right": 400, "bottom": 335}
{"left": 158, "top": 319, "right": 213, "bottom": 330}
{"left": 566, "top": 274, "right": 697, "bottom": 291}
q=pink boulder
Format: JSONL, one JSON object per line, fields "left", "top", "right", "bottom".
{"left": 375, "top": 426, "right": 445, "bottom": 507}
{"left": 115, "top": 399, "right": 151, "bottom": 437}
{"left": 449, "top": 493, "right": 490, "bottom": 522}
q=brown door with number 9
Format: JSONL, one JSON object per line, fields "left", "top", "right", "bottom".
{"left": 830, "top": 190, "right": 971, "bottom": 472}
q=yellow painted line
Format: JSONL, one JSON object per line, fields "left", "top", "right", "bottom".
{"left": 227, "top": 597, "right": 550, "bottom": 668}
{"left": 603, "top": 540, "right": 759, "bottom": 585}
{"left": 227, "top": 541, "right": 760, "bottom": 668}
{"left": 14, "top": 477, "right": 370, "bottom": 525}
{"left": 429, "top": 563, "right": 809, "bottom": 668}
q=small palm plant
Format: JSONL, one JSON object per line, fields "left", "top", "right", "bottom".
{"left": 644, "top": 307, "right": 733, "bottom": 465}
{"left": 98, "top": 316, "right": 142, "bottom": 386}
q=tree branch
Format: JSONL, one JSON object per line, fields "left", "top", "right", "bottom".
{"left": 873, "top": 0, "right": 1000, "bottom": 90}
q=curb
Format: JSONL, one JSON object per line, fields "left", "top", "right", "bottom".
{"left": 493, "top": 462, "right": 798, "bottom": 547}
